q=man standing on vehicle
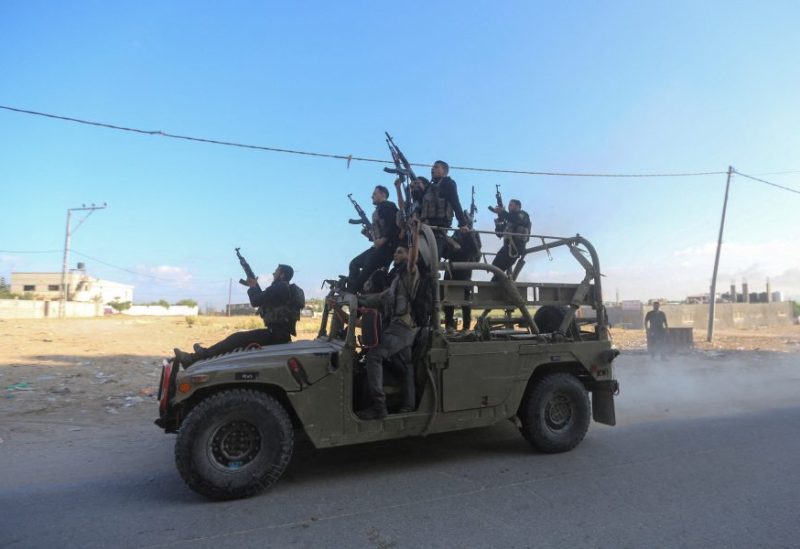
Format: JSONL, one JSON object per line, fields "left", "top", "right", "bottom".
{"left": 357, "top": 227, "right": 422, "bottom": 419}
{"left": 347, "top": 185, "right": 400, "bottom": 293}
{"left": 412, "top": 160, "right": 470, "bottom": 260}
{"left": 173, "top": 264, "right": 303, "bottom": 367}
{"left": 491, "top": 199, "right": 531, "bottom": 278}
{"left": 444, "top": 208, "right": 482, "bottom": 331}
{"left": 645, "top": 301, "right": 669, "bottom": 359}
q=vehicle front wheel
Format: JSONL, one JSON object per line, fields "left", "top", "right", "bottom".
{"left": 518, "top": 373, "right": 590, "bottom": 453}
{"left": 175, "top": 389, "right": 293, "bottom": 500}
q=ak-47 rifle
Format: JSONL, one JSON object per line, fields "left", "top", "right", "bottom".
{"left": 347, "top": 193, "right": 373, "bottom": 240}
{"left": 469, "top": 185, "right": 478, "bottom": 221}
{"left": 383, "top": 132, "right": 418, "bottom": 245}
{"left": 464, "top": 185, "right": 481, "bottom": 261}
{"left": 487, "top": 184, "right": 519, "bottom": 258}
{"left": 235, "top": 247, "right": 257, "bottom": 287}
{"left": 488, "top": 184, "right": 504, "bottom": 214}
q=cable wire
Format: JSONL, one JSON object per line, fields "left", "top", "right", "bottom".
{"left": 1, "top": 104, "right": 730, "bottom": 178}
{"left": 0, "top": 249, "right": 61, "bottom": 254}
{"left": 733, "top": 170, "right": 800, "bottom": 195}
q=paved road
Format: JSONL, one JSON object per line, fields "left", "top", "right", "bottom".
{"left": 2, "top": 353, "right": 799, "bottom": 548}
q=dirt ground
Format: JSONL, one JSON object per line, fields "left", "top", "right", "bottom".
{"left": 1, "top": 315, "right": 798, "bottom": 425}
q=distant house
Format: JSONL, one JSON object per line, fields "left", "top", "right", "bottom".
{"left": 11, "top": 266, "right": 133, "bottom": 304}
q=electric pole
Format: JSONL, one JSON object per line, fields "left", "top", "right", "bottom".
{"left": 60, "top": 203, "right": 107, "bottom": 317}
{"left": 707, "top": 167, "right": 734, "bottom": 342}
{"left": 227, "top": 278, "right": 232, "bottom": 317}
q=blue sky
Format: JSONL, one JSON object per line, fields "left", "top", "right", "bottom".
{"left": 1, "top": 1, "right": 799, "bottom": 308}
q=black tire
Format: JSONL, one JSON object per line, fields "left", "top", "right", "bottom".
{"left": 175, "top": 389, "right": 293, "bottom": 501}
{"left": 518, "top": 373, "right": 590, "bottom": 453}
{"left": 533, "top": 305, "right": 579, "bottom": 339}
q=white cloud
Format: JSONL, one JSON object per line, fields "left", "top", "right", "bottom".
{"left": 0, "top": 255, "right": 25, "bottom": 275}
{"left": 135, "top": 264, "right": 193, "bottom": 287}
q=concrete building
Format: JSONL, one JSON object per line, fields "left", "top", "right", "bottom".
{"left": 11, "top": 266, "right": 133, "bottom": 305}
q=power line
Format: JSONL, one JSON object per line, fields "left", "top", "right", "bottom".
{"left": 733, "top": 170, "right": 800, "bottom": 195}
{"left": 1, "top": 104, "right": 730, "bottom": 179}
{"left": 70, "top": 250, "right": 226, "bottom": 284}
{"left": 0, "top": 249, "right": 61, "bottom": 254}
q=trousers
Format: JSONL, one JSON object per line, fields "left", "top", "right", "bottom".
{"left": 201, "top": 327, "right": 291, "bottom": 358}
{"left": 364, "top": 322, "right": 416, "bottom": 409}
{"left": 348, "top": 245, "right": 394, "bottom": 293}
{"left": 443, "top": 267, "right": 473, "bottom": 330}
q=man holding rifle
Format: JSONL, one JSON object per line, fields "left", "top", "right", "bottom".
{"left": 491, "top": 198, "right": 531, "bottom": 277}
{"left": 347, "top": 185, "right": 400, "bottom": 293}
{"left": 412, "top": 160, "right": 470, "bottom": 260}
{"left": 173, "top": 264, "right": 302, "bottom": 368}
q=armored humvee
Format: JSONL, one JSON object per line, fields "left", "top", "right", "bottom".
{"left": 155, "top": 224, "right": 620, "bottom": 500}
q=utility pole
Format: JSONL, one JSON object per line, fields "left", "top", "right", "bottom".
{"left": 60, "top": 203, "right": 107, "bottom": 317}
{"left": 707, "top": 167, "right": 734, "bottom": 342}
{"left": 227, "top": 278, "right": 232, "bottom": 317}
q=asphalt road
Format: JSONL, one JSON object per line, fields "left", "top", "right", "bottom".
{"left": 1, "top": 353, "right": 799, "bottom": 548}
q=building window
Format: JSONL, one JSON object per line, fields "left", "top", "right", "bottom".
{"left": 48, "top": 285, "right": 61, "bottom": 291}
{"left": 23, "top": 285, "right": 36, "bottom": 291}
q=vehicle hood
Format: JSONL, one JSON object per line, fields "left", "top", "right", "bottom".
{"left": 186, "top": 338, "right": 344, "bottom": 382}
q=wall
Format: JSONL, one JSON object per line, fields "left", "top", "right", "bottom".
{"left": 661, "top": 302, "right": 794, "bottom": 330}
{"left": 607, "top": 302, "right": 796, "bottom": 330}
{"left": 0, "top": 299, "right": 101, "bottom": 319}
{"left": 122, "top": 305, "right": 199, "bottom": 317}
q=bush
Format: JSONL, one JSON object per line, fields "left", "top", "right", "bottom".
{"left": 184, "top": 316, "right": 196, "bottom": 327}
{"left": 175, "top": 299, "right": 198, "bottom": 308}
{"left": 108, "top": 300, "right": 132, "bottom": 312}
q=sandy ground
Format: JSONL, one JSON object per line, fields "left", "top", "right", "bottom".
{"left": 1, "top": 315, "right": 798, "bottom": 425}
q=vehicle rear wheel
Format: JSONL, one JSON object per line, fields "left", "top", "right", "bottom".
{"left": 175, "top": 389, "right": 293, "bottom": 500}
{"left": 518, "top": 373, "right": 590, "bottom": 453}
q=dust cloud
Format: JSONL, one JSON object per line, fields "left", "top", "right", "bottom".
{"left": 612, "top": 350, "right": 800, "bottom": 425}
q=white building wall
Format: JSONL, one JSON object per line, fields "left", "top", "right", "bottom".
{"left": 10, "top": 272, "right": 133, "bottom": 304}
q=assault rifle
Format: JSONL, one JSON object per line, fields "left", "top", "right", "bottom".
{"left": 347, "top": 193, "right": 373, "bottom": 240}
{"left": 487, "top": 185, "right": 519, "bottom": 258}
{"left": 383, "top": 132, "right": 417, "bottom": 245}
{"left": 469, "top": 185, "right": 478, "bottom": 222}
{"left": 383, "top": 132, "right": 417, "bottom": 182}
{"left": 488, "top": 184, "right": 504, "bottom": 214}
{"left": 235, "top": 247, "right": 257, "bottom": 287}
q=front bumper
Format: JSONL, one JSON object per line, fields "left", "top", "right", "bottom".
{"left": 154, "top": 358, "right": 181, "bottom": 433}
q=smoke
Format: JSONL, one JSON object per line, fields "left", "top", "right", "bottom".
{"left": 612, "top": 351, "right": 800, "bottom": 425}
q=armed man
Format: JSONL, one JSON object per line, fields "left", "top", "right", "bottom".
{"left": 491, "top": 198, "right": 531, "bottom": 278}
{"left": 355, "top": 225, "right": 422, "bottom": 420}
{"left": 347, "top": 185, "right": 400, "bottom": 293}
{"left": 411, "top": 160, "right": 470, "bottom": 260}
{"left": 444, "top": 207, "right": 482, "bottom": 331}
{"left": 173, "top": 264, "right": 304, "bottom": 367}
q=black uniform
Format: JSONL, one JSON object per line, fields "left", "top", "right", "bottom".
{"left": 444, "top": 224, "right": 482, "bottom": 330}
{"left": 348, "top": 200, "right": 400, "bottom": 293}
{"left": 199, "top": 280, "right": 296, "bottom": 359}
{"left": 645, "top": 309, "right": 669, "bottom": 359}
{"left": 413, "top": 177, "right": 469, "bottom": 259}
{"left": 491, "top": 209, "right": 531, "bottom": 277}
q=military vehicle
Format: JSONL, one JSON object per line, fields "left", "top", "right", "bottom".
{"left": 155, "top": 225, "right": 620, "bottom": 500}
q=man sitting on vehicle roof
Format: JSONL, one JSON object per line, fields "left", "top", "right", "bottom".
{"left": 173, "top": 264, "right": 304, "bottom": 368}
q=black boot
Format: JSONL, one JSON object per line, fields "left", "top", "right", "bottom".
{"left": 193, "top": 343, "right": 208, "bottom": 357}
{"left": 357, "top": 401, "right": 388, "bottom": 420}
{"left": 173, "top": 348, "right": 197, "bottom": 368}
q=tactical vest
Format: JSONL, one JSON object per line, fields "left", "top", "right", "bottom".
{"left": 371, "top": 206, "right": 389, "bottom": 242}
{"left": 370, "top": 201, "right": 399, "bottom": 243}
{"left": 420, "top": 182, "right": 454, "bottom": 224}
{"left": 387, "top": 269, "right": 417, "bottom": 328}
{"left": 508, "top": 211, "right": 532, "bottom": 243}
{"left": 261, "top": 282, "right": 305, "bottom": 334}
